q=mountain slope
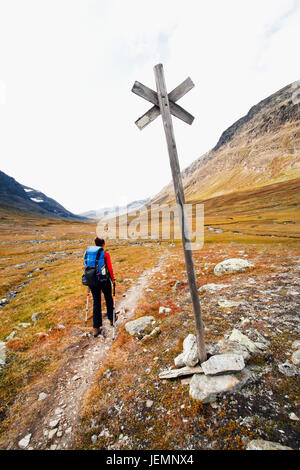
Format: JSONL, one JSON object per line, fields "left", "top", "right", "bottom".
{"left": 0, "top": 170, "right": 83, "bottom": 220}
{"left": 151, "top": 81, "right": 300, "bottom": 206}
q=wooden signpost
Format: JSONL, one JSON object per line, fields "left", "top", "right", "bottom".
{"left": 132, "top": 64, "right": 207, "bottom": 363}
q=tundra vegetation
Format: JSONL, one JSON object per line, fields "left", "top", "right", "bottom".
{"left": 0, "top": 201, "right": 299, "bottom": 450}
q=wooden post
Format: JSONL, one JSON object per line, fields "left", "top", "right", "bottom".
{"left": 153, "top": 64, "right": 207, "bottom": 363}
{"left": 132, "top": 64, "right": 207, "bottom": 363}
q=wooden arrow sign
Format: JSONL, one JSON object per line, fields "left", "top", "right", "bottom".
{"left": 132, "top": 77, "right": 195, "bottom": 130}
{"left": 132, "top": 64, "right": 207, "bottom": 363}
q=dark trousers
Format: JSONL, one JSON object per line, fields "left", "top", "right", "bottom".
{"left": 90, "top": 280, "right": 113, "bottom": 329}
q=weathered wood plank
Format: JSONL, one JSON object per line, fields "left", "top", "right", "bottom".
{"left": 132, "top": 80, "right": 194, "bottom": 126}
{"left": 135, "top": 105, "right": 160, "bottom": 130}
{"left": 132, "top": 81, "right": 159, "bottom": 106}
{"left": 169, "top": 77, "right": 195, "bottom": 102}
{"left": 159, "top": 366, "right": 203, "bottom": 380}
{"left": 170, "top": 101, "right": 194, "bottom": 125}
{"left": 153, "top": 63, "right": 206, "bottom": 363}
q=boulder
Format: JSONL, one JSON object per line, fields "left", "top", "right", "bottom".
{"left": 174, "top": 334, "right": 199, "bottom": 368}
{"left": 0, "top": 341, "right": 6, "bottom": 371}
{"left": 125, "top": 316, "right": 155, "bottom": 336}
{"left": 246, "top": 440, "right": 293, "bottom": 451}
{"left": 207, "top": 339, "right": 250, "bottom": 361}
{"left": 292, "top": 340, "right": 300, "bottom": 350}
{"left": 189, "top": 368, "right": 252, "bottom": 403}
{"left": 229, "top": 329, "right": 259, "bottom": 353}
{"left": 214, "top": 258, "right": 254, "bottom": 276}
{"left": 201, "top": 354, "right": 245, "bottom": 376}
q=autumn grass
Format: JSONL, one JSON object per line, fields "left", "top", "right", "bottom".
{"left": 0, "top": 216, "right": 162, "bottom": 445}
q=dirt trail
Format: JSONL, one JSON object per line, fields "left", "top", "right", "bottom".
{"left": 22, "top": 254, "right": 166, "bottom": 450}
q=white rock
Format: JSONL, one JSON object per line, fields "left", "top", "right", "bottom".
{"left": 218, "top": 298, "right": 243, "bottom": 308}
{"left": 19, "top": 322, "right": 31, "bottom": 328}
{"left": 229, "top": 329, "right": 258, "bottom": 353}
{"left": 278, "top": 362, "right": 299, "bottom": 377}
{"left": 214, "top": 258, "right": 254, "bottom": 276}
{"left": 31, "top": 312, "right": 41, "bottom": 325}
{"left": 292, "top": 340, "right": 300, "bottom": 350}
{"left": 49, "top": 419, "right": 60, "bottom": 429}
{"left": 125, "top": 316, "right": 155, "bottom": 336}
{"left": 146, "top": 400, "right": 153, "bottom": 408}
{"left": 159, "top": 366, "right": 203, "bottom": 380}
{"left": 292, "top": 350, "right": 300, "bottom": 365}
{"left": 18, "top": 433, "right": 32, "bottom": 449}
{"left": 246, "top": 440, "right": 292, "bottom": 450}
{"left": 189, "top": 369, "right": 252, "bottom": 403}
{"left": 5, "top": 331, "right": 16, "bottom": 341}
{"left": 91, "top": 435, "right": 97, "bottom": 443}
{"left": 159, "top": 306, "right": 171, "bottom": 314}
{"left": 289, "top": 412, "right": 299, "bottom": 421}
{"left": 48, "top": 428, "right": 57, "bottom": 439}
{"left": 199, "top": 284, "right": 230, "bottom": 294}
{"left": 174, "top": 334, "right": 200, "bottom": 368}
{"left": 202, "top": 354, "right": 245, "bottom": 376}
{"left": 207, "top": 339, "right": 250, "bottom": 361}
{"left": 38, "top": 392, "right": 48, "bottom": 401}
{"left": 0, "top": 341, "right": 7, "bottom": 371}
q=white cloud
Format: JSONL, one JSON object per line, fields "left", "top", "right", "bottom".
{"left": 0, "top": 0, "right": 299, "bottom": 213}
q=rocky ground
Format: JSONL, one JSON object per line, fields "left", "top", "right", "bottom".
{"left": 73, "top": 245, "right": 300, "bottom": 450}
{"left": 1, "top": 229, "right": 299, "bottom": 451}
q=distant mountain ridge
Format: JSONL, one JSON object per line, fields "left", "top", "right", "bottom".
{"left": 0, "top": 170, "right": 84, "bottom": 220}
{"left": 80, "top": 199, "right": 150, "bottom": 220}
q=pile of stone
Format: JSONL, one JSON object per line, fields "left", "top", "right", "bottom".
{"left": 159, "top": 329, "right": 268, "bottom": 403}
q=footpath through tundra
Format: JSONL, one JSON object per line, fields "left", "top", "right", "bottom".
{"left": 12, "top": 255, "right": 168, "bottom": 450}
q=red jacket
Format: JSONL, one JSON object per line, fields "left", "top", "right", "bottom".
{"left": 104, "top": 251, "right": 114, "bottom": 283}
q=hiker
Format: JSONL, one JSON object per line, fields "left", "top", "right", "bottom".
{"left": 83, "top": 237, "right": 115, "bottom": 337}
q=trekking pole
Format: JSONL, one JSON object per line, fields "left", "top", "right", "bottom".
{"left": 84, "top": 287, "right": 90, "bottom": 326}
{"left": 112, "top": 281, "right": 116, "bottom": 341}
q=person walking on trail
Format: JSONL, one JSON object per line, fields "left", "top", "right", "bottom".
{"left": 83, "top": 237, "right": 115, "bottom": 338}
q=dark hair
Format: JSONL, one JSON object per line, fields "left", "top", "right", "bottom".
{"left": 94, "top": 237, "right": 105, "bottom": 247}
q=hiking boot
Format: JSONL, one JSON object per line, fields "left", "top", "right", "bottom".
{"left": 93, "top": 327, "right": 104, "bottom": 338}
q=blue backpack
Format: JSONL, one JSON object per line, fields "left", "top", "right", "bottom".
{"left": 82, "top": 246, "right": 109, "bottom": 287}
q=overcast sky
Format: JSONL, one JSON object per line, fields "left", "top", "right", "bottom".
{"left": 0, "top": 0, "right": 299, "bottom": 213}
